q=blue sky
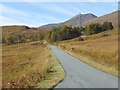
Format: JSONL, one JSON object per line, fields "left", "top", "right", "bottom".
{"left": 1, "top": 2, "right": 118, "bottom": 27}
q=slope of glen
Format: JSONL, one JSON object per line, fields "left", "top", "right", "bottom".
{"left": 57, "top": 29, "right": 118, "bottom": 76}
{"left": 82, "top": 11, "right": 119, "bottom": 28}
{"left": 2, "top": 25, "right": 48, "bottom": 38}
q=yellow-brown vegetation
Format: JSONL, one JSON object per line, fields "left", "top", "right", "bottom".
{"left": 57, "top": 30, "right": 118, "bottom": 76}
{"left": 2, "top": 41, "right": 64, "bottom": 88}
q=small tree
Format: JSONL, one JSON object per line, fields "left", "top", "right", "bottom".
{"left": 102, "top": 22, "right": 113, "bottom": 31}
{"left": 2, "top": 37, "right": 6, "bottom": 43}
{"left": 20, "top": 35, "right": 26, "bottom": 43}
{"left": 45, "top": 31, "right": 52, "bottom": 42}
{"left": 29, "top": 35, "right": 35, "bottom": 41}
{"left": 107, "top": 22, "right": 113, "bottom": 30}
{"left": 84, "top": 23, "right": 102, "bottom": 35}
{"left": 51, "top": 32, "right": 58, "bottom": 42}
{"left": 6, "top": 36, "right": 14, "bottom": 45}
{"left": 38, "top": 33, "right": 44, "bottom": 41}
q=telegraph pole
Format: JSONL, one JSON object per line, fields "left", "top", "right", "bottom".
{"left": 18, "top": 33, "right": 20, "bottom": 56}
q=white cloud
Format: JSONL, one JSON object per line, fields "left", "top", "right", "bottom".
{"left": 0, "top": 16, "right": 14, "bottom": 21}
{"left": 1, "top": 1, "right": 118, "bottom": 27}
{"left": 48, "top": 4, "right": 74, "bottom": 16}
{"left": 1, "top": 4, "right": 28, "bottom": 17}
{"left": 30, "top": 12, "right": 62, "bottom": 21}
{"left": 0, "top": 16, "right": 25, "bottom": 26}
{"left": 32, "top": 3, "right": 75, "bottom": 16}
{"left": 0, "top": 4, "right": 63, "bottom": 26}
{"left": 0, "top": 16, "right": 44, "bottom": 27}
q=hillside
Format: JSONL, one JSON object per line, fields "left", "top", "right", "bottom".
{"left": 57, "top": 29, "right": 118, "bottom": 76}
{"left": 82, "top": 11, "right": 119, "bottom": 28}
{"left": 2, "top": 25, "right": 48, "bottom": 37}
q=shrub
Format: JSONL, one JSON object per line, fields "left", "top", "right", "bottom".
{"left": 6, "top": 36, "right": 15, "bottom": 45}
{"left": 5, "top": 34, "right": 27, "bottom": 45}
{"left": 102, "top": 22, "right": 113, "bottom": 31}
{"left": 2, "top": 37, "right": 6, "bottom": 43}
{"left": 38, "top": 33, "right": 44, "bottom": 41}
{"left": 78, "top": 37, "right": 84, "bottom": 41}
{"left": 29, "top": 35, "right": 38, "bottom": 41}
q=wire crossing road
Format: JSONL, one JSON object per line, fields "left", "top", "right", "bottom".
{"left": 49, "top": 45, "right": 118, "bottom": 88}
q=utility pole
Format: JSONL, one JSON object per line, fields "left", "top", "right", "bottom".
{"left": 78, "top": 11, "right": 84, "bottom": 36}
{"left": 18, "top": 33, "right": 20, "bottom": 56}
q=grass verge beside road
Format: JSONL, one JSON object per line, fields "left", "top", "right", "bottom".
{"left": 2, "top": 41, "right": 65, "bottom": 88}
{"left": 36, "top": 48, "right": 65, "bottom": 88}
{"left": 64, "top": 50, "right": 118, "bottom": 76}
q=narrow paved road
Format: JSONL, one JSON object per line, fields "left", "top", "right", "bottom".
{"left": 49, "top": 45, "right": 118, "bottom": 88}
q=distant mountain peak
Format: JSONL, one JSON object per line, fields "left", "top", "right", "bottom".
{"left": 64, "top": 13, "right": 97, "bottom": 26}
{"left": 85, "top": 13, "right": 97, "bottom": 17}
{"left": 38, "top": 12, "right": 98, "bottom": 30}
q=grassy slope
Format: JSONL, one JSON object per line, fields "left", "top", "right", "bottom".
{"left": 2, "top": 26, "right": 49, "bottom": 38}
{"left": 2, "top": 41, "right": 65, "bottom": 88}
{"left": 57, "top": 29, "right": 118, "bottom": 76}
{"left": 82, "top": 11, "right": 118, "bottom": 29}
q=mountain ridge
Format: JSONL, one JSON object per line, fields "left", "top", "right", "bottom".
{"left": 82, "top": 11, "right": 118, "bottom": 28}
{"left": 2, "top": 11, "right": 118, "bottom": 37}
{"left": 37, "top": 13, "right": 97, "bottom": 31}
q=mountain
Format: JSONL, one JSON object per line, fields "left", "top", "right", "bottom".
{"left": 82, "top": 11, "right": 119, "bottom": 28}
{"left": 2, "top": 11, "right": 118, "bottom": 37}
{"left": 63, "top": 13, "right": 97, "bottom": 26}
{"left": 38, "top": 13, "right": 97, "bottom": 31}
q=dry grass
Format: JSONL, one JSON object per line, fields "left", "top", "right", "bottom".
{"left": 57, "top": 30, "right": 118, "bottom": 76}
{"left": 2, "top": 41, "right": 65, "bottom": 88}
{"left": 2, "top": 26, "right": 49, "bottom": 38}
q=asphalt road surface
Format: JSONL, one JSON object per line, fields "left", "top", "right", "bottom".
{"left": 49, "top": 45, "right": 118, "bottom": 88}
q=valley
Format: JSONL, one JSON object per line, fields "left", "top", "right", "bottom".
{"left": 1, "top": 5, "right": 119, "bottom": 88}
